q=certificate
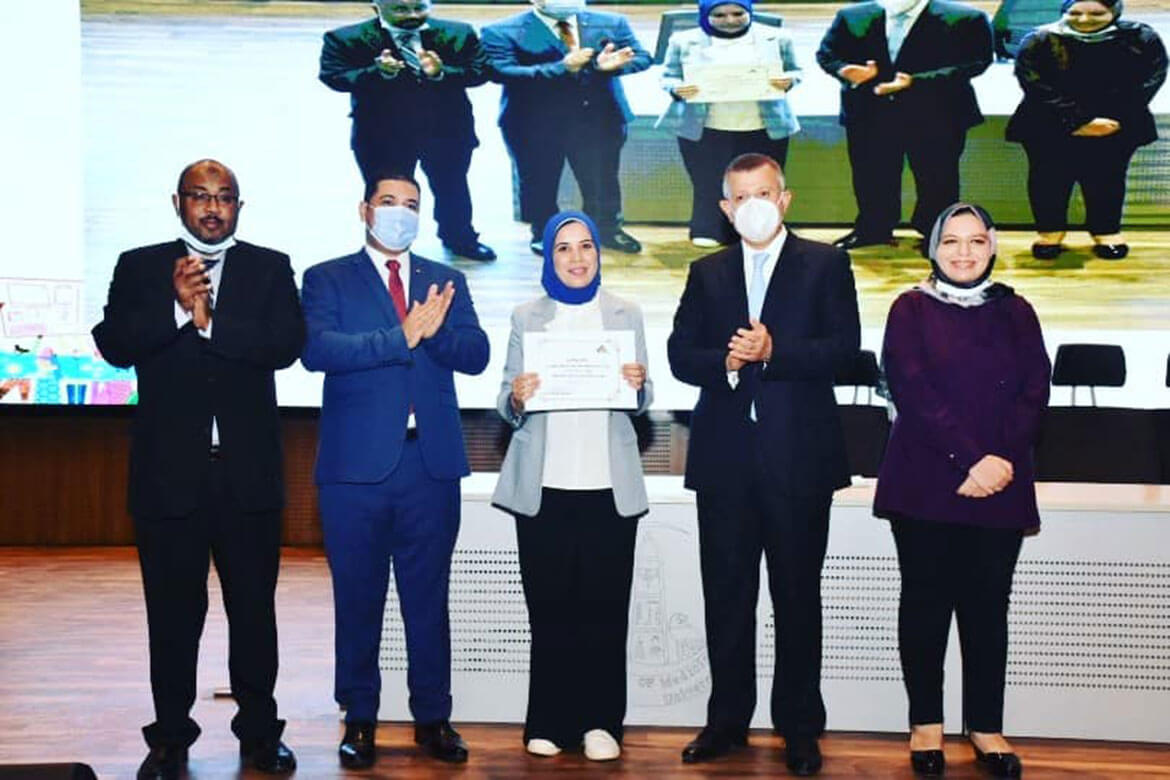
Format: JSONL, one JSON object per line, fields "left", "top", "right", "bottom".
{"left": 523, "top": 330, "right": 637, "bottom": 411}
{"left": 682, "top": 62, "right": 787, "bottom": 103}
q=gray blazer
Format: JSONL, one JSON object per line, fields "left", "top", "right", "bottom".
{"left": 491, "top": 289, "right": 653, "bottom": 518}
{"left": 656, "top": 25, "right": 802, "bottom": 142}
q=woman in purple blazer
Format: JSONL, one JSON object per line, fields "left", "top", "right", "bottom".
{"left": 874, "top": 203, "right": 1050, "bottom": 779}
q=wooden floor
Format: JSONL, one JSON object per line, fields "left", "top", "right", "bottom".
{"left": 1, "top": 548, "right": 1167, "bottom": 779}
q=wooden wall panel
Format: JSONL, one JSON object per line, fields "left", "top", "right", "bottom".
{"left": 0, "top": 411, "right": 325, "bottom": 546}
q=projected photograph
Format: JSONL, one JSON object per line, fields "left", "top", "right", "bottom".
{"left": 2, "top": 0, "right": 1168, "bottom": 409}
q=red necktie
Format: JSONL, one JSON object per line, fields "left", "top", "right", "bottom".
{"left": 556, "top": 20, "right": 577, "bottom": 50}
{"left": 386, "top": 259, "right": 407, "bottom": 322}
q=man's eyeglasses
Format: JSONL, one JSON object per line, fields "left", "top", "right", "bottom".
{"left": 180, "top": 191, "right": 240, "bottom": 207}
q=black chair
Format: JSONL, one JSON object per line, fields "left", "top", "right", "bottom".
{"left": 652, "top": 10, "right": 784, "bottom": 64}
{"left": 1037, "top": 344, "right": 1161, "bottom": 484}
{"left": 1051, "top": 343, "right": 1126, "bottom": 405}
{"left": 834, "top": 349, "right": 890, "bottom": 478}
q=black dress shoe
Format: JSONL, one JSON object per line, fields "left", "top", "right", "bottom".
{"left": 681, "top": 727, "right": 746, "bottom": 763}
{"left": 415, "top": 720, "right": 469, "bottom": 763}
{"left": 339, "top": 720, "right": 377, "bottom": 770}
{"left": 911, "top": 748, "right": 946, "bottom": 776}
{"left": 601, "top": 229, "right": 642, "bottom": 254}
{"left": 529, "top": 239, "right": 543, "bottom": 256}
{"left": 444, "top": 241, "right": 497, "bottom": 262}
{"left": 972, "top": 743, "right": 1022, "bottom": 778}
{"left": 137, "top": 745, "right": 187, "bottom": 780}
{"left": 1031, "top": 242, "right": 1063, "bottom": 259}
{"left": 1092, "top": 243, "right": 1129, "bottom": 260}
{"left": 833, "top": 231, "right": 896, "bottom": 250}
{"left": 240, "top": 739, "right": 296, "bottom": 774}
{"left": 785, "top": 737, "right": 823, "bottom": 776}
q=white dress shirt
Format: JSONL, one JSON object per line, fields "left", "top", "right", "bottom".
{"left": 727, "top": 226, "right": 788, "bottom": 390}
{"left": 885, "top": 0, "right": 929, "bottom": 61}
{"left": 541, "top": 297, "right": 612, "bottom": 490}
{"left": 366, "top": 243, "right": 417, "bottom": 430}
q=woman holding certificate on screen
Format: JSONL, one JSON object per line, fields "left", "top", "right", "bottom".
{"left": 657, "top": 0, "right": 801, "bottom": 248}
{"left": 492, "top": 210, "right": 652, "bottom": 763}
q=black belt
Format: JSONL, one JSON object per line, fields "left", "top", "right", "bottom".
{"left": 405, "top": 428, "right": 419, "bottom": 441}
{"left": 209, "top": 445, "right": 222, "bottom": 460}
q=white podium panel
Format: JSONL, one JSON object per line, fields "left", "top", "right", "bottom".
{"left": 376, "top": 479, "right": 1170, "bottom": 742}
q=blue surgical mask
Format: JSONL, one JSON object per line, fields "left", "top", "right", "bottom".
{"left": 540, "top": 0, "right": 585, "bottom": 21}
{"left": 369, "top": 205, "right": 419, "bottom": 251}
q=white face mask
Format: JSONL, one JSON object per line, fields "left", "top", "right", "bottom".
{"left": 732, "top": 197, "right": 782, "bottom": 244}
{"left": 540, "top": 0, "right": 585, "bottom": 21}
{"left": 179, "top": 225, "right": 236, "bottom": 256}
{"left": 878, "top": 0, "right": 922, "bottom": 16}
{"left": 369, "top": 205, "right": 419, "bottom": 251}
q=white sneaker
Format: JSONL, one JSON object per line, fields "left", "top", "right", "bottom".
{"left": 691, "top": 237, "right": 720, "bottom": 248}
{"left": 583, "top": 729, "right": 621, "bottom": 761}
{"left": 526, "top": 738, "right": 561, "bottom": 757}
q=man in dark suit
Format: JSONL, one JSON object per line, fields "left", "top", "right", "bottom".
{"left": 816, "top": 0, "right": 993, "bottom": 250}
{"left": 92, "top": 159, "right": 304, "bottom": 779}
{"left": 482, "top": 0, "right": 651, "bottom": 255}
{"left": 667, "top": 154, "right": 860, "bottom": 775}
{"left": 320, "top": 0, "right": 496, "bottom": 261}
{"left": 300, "top": 172, "right": 489, "bottom": 770}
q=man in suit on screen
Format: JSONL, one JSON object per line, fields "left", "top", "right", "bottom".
{"left": 482, "top": 0, "right": 651, "bottom": 255}
{"left": 667, "top": 153, "right": 860, "bottom": 775}
{"left": 92, "top": 159, "right": 304, "bottom": 779}
{"left": 300, "top": 172, "right": 489, "bottom": 771}
{"left": 817, "top": 0, "right": 993, "bottom": 251}
{"left": 320, "top": 0, "right": 496, "bottom": 261}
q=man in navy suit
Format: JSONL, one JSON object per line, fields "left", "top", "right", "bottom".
{"left": 319, "top": 0, "right": 496, "bottom": 261}
{"left": 482, "top": 0, "right": 651, "bottom": 255}
{"left": 817, "top": 0, "right": 992, "bottom": 250}
{"left": 93, "top": 159, "right": 303, "bottom": 779}
{"left": 668, "top": 154, "right": 860, "bottom": 775}
{"left": 300, "top": 172, "right": 489, "bottom": 770}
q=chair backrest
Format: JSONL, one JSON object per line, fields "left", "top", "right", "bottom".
{"left": 834, "top": 349, "right": 882, "bottom": 405}
{"left": 652, "top": 10, "right": 785, "bottom": 64}
{"left": 1051, "top": 343, "right": 1126, "bottom": 405}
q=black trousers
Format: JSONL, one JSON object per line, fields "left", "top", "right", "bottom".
{"left": 134, "top": 458, "right": 284, "bottom": 749}
{"left": 845, "top": 116, "right": 967, "bottom": 238}
{"left": 353, "top": 132, "right": 479, "bottom": 248}
{"left": 1023, "top": 136, "right": 1138, "bottom": 236}
{"left": 696, "top": 447, "right": 831, "bottom": 739}
{"left": 502, "top": 116, "right": 627, "bottom": 239}
{"left": 891, "top": 516, "right": 1024, "bottom": 732}
{"left": 678, "top": 128, "right": 790, "bottom": 244}
{"left": 514, "top": 488, "right": 638, "bottom": 747}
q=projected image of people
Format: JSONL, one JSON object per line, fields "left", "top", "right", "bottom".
{"left": 1006, "top": 0, "right": 1167, "bottom": 261}
{"left": 657, "top": 0, "right": 801, "bottom": 249}
{"left": 319, "top": 0, "right": 497, "bottom": 262}
{"left": 483, "top": 0, "right": 651, "bottom": 257}
{"left": 817, "top": 0, "right": 993, "bottom": 253}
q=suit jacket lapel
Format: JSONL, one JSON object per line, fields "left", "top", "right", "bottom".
{"left": 215, "top": 243, "right": 244, "bottom": 317}
{"left": 762, "top": 232, "right": 804, "bottom": 323}
{"left": 529, "top": 296, "right": 557, "bottom": 331}
{"left": 525, "top": 11, "right": 565, "bottom": 54}
{"left": 352, "top": 250, "right": 401, "bottom": 325}
{"left": 724, "top": 244, "right": 749, "bottom": 323}
{"left": 599, "top": 288, "right": 628, "bottom": 330}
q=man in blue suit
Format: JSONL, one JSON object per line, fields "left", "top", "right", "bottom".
{"left": 300, "top": 172, "right": 489, "bottom": 771}
{"left": 482, "top": 0, "right": 651, "bottom": 255}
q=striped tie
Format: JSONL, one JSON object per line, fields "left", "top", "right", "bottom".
{"left": 395, "top": 30, "right": 422, "bottom": 74}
